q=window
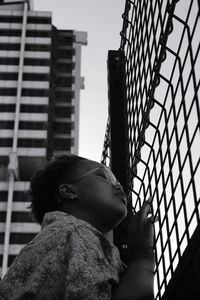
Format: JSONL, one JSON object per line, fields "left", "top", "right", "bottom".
{"left": 54, "top": 106, "right": 74, "bottom": 118}
{"left": 22, "top": 89, "right": 49, "bottom": 97}
{"left": 0, "top": 16, "right": 23, "bottom": 23}
{"left": 13, "top": 191, "right": 29, "bottom": 202}
{"left": 57, "top": 36, "right": 74, "bottom": 44}
{"left": 0, "top": 211, "right": 34, "bottom": 222}
{"left": 27, "top": 16, "right": 51, "bottom": 24}
{"left": 0, "top": 139, "right": 47, "bottom": 148}
{"left": 0, "top": 88, "right": 49, "bottom": 96}
{"left": 0, "top": 121, "right": 14, "bottom": 129}
{"left": 55, "top": 76, "right": 74, "bottom": 87}
{"left": 25, "top": 44, "right": 51, "bottom": 51}
{"left": 0, "top": 191, "right": 7, "bottom": 201}
{"left": 55, "top": 97, "right": 73, "bottom": 103}
{"left": 56, "top": 63, "right": 74, "bottom": 72}
{"left": 0, "top": 73, "right": 18, "bottom": 80}
{"left": 0, "top": 29, "right": 21, "bottom": 36}
{"left": 0, "top": 121, "right": 46, "bottom": 130}
{"left": 0, "top": 232, "right": 37, "bottom": 248}
{"left": 57, "top": 49, "right": 75, "bottom": 58}
{"left": 0, "top": 255, "right": 15, "bottom": 267}
{"left": 0, "top": 104, "right": 15, "bottom": 112}
{"left": 23, "top": 73, "right": 50, "bottom": 81}
{"left": 0, "top": 191, "right": 29, "bottom": 202}
{"left": 0, "top": 88, "right": 16, "bottom": 95}
{"left": 55, "top": 90, "right": 74, "bottom": 99}
{"left": 0, "top": 57, "right": 19, "bottom": 65}
{"left": 0, "top": 138, "right": 12, "bottom": 147}
{"left": 20, "top": 105, "right": 48, "bottom": 113}
{"left": 0, "top": 104, "right": 48, "bottom": 113}
{"left": 53, "top": 138, "right": 73, "bottom": 150}
{"left": 0, "top": 29, "right": 51, "bottom": 37}
{"left": 10, "top": 233, "right": 37, "bottom": 244}
{"left": 17, "top": 139, "right": 47, "bottom": 148}
{"left": 0, "top": 43, "right": 20, "bottom": 50}
{"left": 19, "top": 121, "right": 47, "bottom": 130}
{"left": 53, "top": 121, "right": 74, "bottom": 133}
{"left": 0, "top": 73, "right": 49, "bottom": 81}
{"left": 24, "top": 58, "right": 50, "bottom": 66}
{"left": 8, "top": 256, "right": 17, "bottom": 267}
{"left": 26, "top": 30, "right": 51, "bottom": 38}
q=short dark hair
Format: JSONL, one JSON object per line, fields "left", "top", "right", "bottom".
{"left": 28, "top": 155, "right": 86, "bottom": 224}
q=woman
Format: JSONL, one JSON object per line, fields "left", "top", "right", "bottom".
{"left": 0, "top": 155, "right": 156, "bottom": 299}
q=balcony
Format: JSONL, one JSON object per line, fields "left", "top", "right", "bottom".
{"left": 0, "top": 222, "right": 40, "bottom": 233}
{"left": 0, "top": 23, "right": 51, "bottom": 31}
{"left": 0, "top": 80, "right": 49, "bottom": 89}
{"left": 0, "top": 65, "right": 50, "bottom": 73}
{"left": 0, "top": 148, "right": 46, "bottom": 157}
{"left": 0, "top": 112, "right": 48, "bottom": 122}
{"left": 0, "top": 130, "right": 47, "bottom": 139}
{"left": 0, "top": 50, "right": 50, "bottom": 59}
{"left": 0, "top": 96, "right": 49, "bottom": 105}
{"left": 0, "top": 181, "right": 29, "bottom": 191}
{"left": 0, "top": 36, "right": 51, "bottom": 44}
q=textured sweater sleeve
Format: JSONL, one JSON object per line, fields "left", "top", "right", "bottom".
{"left": 62, "top": 225, "right": 125, "bottom": 300}
{"left": 0, "top": 212, "right": 125, "bottom": 300}
{"left": 0, "top": 225, "right": 73, "bottom": 300}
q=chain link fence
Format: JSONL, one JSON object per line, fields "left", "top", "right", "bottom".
{"left": 102, "top": 0, "right": 200, "bottom": 298}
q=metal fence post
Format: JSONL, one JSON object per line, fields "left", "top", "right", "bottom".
{"left": 107, "top": 50, "right": 131, "bottom": 263}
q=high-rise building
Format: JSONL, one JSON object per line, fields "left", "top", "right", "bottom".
{"left": 0, "top": 0, "right": 87, "bottom": 277}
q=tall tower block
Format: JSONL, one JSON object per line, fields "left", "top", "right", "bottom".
{"left": 0, "top": 0, "right": 87, "bottom": 277}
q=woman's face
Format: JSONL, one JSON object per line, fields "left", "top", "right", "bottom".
{"left": 60, "top": 159, "right": 127, "bottom": 233}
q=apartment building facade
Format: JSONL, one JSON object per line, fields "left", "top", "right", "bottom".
{"left": 0, "top": 0, "right": 87, "bottom": 277}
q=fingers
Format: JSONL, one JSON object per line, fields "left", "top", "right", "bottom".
{"left": 139, "top": 196, "right": 153, "bottom": 223}
{"left": 147, "top": 215, "right": 159, "bottom": 224}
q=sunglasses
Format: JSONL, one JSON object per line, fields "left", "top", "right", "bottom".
{"left": 67, "top": 165, "right": 122, "bottom": 189}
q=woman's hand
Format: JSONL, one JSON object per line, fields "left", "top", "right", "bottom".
{"left": 112, "top": 198, "right": 157, "bottom": 299}
{"left": 127, "top": 197, "right": 157, "bottom": 264}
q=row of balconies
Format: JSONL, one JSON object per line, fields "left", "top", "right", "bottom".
{"left": 0, "top": 50, "right": 50, "bottom": 58}
{"left": 1, "top": 59, "right": 73, "bottom": 68}
{"left": 0, "top": 10, "right": 51, "bottom": 17}
{"left": 0, "top": 29, "right": 52, "bottom": 38}
{"left": 0, "top": 192, "right": 41, "bottom": 265}
{"left": 0, "top": 23, "right": 51, "bottom": 31}
{"left": 0, "top": 223, "right": 39, "bottom": 234}
{"left": 0, "top": 130, "right": 47, "bottom": 139}
{"left": 0, "top": 138, "right": 73, "bottom": 149}
{"left": 0, "top": 73, "right": 50, "bottom": 81}
{"left": 0, "top": 80, "right": 74, "bottom": 89}
{"left": 0, "top": 36, "right": 51, "bottom": 44}
{"left": 0, "top": 43, "right": 50, "bottom": 51}
{"left": 0, "top": 147, "right": 46, "bottom": 157}
{"left": 0, "top": 96, "right": 49, "bottom": 105}
{"left": 0, "top": 36, "right": 76, "bottom": 48}
{"left": 0, "top": 131, "right": 72, "bottom": 142}
{"left": 0, "top": 182, "right": 41, "bottom": 261}
{"left": 0, "top": 182, "right": 41, "bottom": 263}
{"left": 0, "top": 113, "right": 73, "bottom": 122}
{"left": 0, "top": 112, "right": 48, "bottom": 121}
{"left": 0, "top": 65, "right": 50, "bottom": 73}
{"left": 0, "top": 57, "right": 50, "bottom": 66}
{"left": 0, "top": 80, "right": 49, "bottom": 89}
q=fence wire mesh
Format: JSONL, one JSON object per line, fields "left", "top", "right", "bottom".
{"left": 102, "top": 0, "right": 200, "bottom": 298}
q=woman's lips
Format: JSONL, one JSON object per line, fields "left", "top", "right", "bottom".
{"left": 116, "top": 190, "right": 127, "bottom": 206}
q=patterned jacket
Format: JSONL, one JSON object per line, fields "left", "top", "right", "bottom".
{"left": 0, "top": 211, "right": 126, "bottom": 299}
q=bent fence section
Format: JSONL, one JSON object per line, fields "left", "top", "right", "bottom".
{"left": 102, "top": 0, "right": 200, "bottom": 299}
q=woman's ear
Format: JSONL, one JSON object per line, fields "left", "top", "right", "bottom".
{"left": 58, "top": 184, "right": 77, "bottom": 201}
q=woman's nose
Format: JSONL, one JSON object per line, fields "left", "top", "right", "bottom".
{"left": 113, "top": 183, "right": 123, "bottom": 191}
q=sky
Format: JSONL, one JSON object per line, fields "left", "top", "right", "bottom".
{"left": 34, "top": 0, "right": 125, "bottom": 162}
{"left": 32, "top": 2, "right": 200, "bottom": 295}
